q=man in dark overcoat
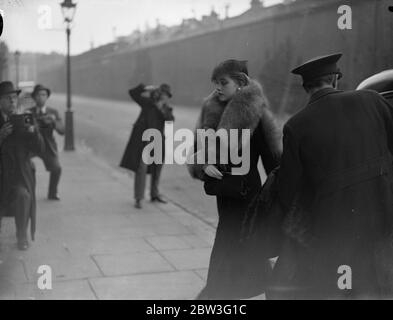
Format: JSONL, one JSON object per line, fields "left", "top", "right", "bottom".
{"left": 0, "top": 81, "right": 44, "bottom": 250}
{"left": 120, "top": 83, "right": 174, "bottom": 209}
{"left": 28, "top": 84, "right": 65, "bottom": 200}
{"left": 270, "top": 53, "right": 393, "bottom": 299}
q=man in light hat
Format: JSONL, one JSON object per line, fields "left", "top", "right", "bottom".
{"left": 28, "top": 84, "right": 64, "bottom": 201}
{"left": 270, "top": 53, "right": 393, "bottom": 299}
{"left": 0, "top": 81, "right": 44, "bottom": 250}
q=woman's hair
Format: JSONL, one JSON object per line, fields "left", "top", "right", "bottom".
{"left": 211, "top": 59, "right": 249, "bottom": 86}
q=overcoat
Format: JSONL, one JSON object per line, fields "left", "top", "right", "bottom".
{"left": 270, "top": 88, "right": 393, "bottom": 299}
{"left": 120, "top": 84, "right": 174, "bottom": 174}
{"left": 188, "top": 79, "right": 282, "bottom": 299}
{"left": 0, "top": 116, "right": 45, "bottom": 240}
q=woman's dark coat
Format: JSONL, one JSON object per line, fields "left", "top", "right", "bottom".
{"left": 0, "top": 116, "right": 44, "bottom": 240}
{"left": 270, "top": 88, "right": 393, "bottom": 299}
{"left": 187, "top": 79, "right": 282, "bottom": 299}
{"left": 120, "top": 84, "right": 174, "bottom": 174}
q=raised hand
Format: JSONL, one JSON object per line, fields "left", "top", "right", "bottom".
{"left": 144, "top": 85, "right": 158, "bottom": 91}
{"left": 0, "top": 122, "right": 13, "bottom": 143}
{"left": 204, "top": 165, "right": 223, "bottom": 180}
{"left": 41, "top": 114, "right": 56, "bottom": 124}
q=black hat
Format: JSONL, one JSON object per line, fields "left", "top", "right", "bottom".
{"left": 292, "top": 53, "right": 343, "bottom": 84}
{"left": 32, "top": 84, "right": 51, "bottom": 98}
{"left": 159, "top": 83, "right": 172, "bottom": 98}
{"left": 0, "top": 81, "right": 21, "bottom": 97}
{"left": 211, "top": 59, "right": 249, "bottom": 81}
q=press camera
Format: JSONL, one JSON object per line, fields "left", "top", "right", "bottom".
{"left": 9, "top": 113, "right": 34, "bottom": 133}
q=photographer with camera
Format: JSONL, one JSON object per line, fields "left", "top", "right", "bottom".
{"left": 28, "top": 84, "right": 65, "bottom": 201}
{"left": 0, "top": 81, "right": 44, "bottom": 250}
{"left": 120, "top": 83, "right": 174, "bottom": 209}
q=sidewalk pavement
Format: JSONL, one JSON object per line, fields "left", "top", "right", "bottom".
{"left": 0, "top": 146, "right": 215, "bottom": 300}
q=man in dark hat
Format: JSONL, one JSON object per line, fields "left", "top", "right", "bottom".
{"left": 0, "top": 81, "right": 44, "bottom": 250}
{"left": 120, "top": 83, "right": 174, "bottom": 209}
{"left": 270, "top": 53, "right": 393, "bottom": 299}
{"left": 159, "top": 83, "right": 173, "bottom": 99}
{"left": 28, "top": 84, "right": 64, "bottom": 200}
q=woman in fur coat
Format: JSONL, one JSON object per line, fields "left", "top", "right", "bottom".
{"left": 188, "top": 60, "right": 282, "bottom": 299}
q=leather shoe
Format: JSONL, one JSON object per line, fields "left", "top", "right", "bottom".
{"left": 134, "top": 200, "right": 142, "bottom": 209}
{"left": 48, "top": 195, "right": 61, "bottom": 201}
{"left": 151, "top": 196, "right": 167, "bottom": 204}
{"left": 17, "top": 240, "right": 29, "bottom": 251}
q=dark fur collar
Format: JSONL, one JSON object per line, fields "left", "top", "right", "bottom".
{"left": 188, "top": 79, "right": 280, "bottom": 180}
{"left": 196, "top": 79, "right": 268, "bottom": 134}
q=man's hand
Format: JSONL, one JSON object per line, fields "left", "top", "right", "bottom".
{"left": 141, "top": 85, "right": 158, "bottom": 98}
{"left": 26, "top": 125, "right": 36, "bottom": 133}
{"left": 144, "top": 85, "right": 157, "bottom": 91}
{"left": 0, "top": 123, "right": 13, "bottom": 143}
{"left": 204, "top": 165, "right": 223, "bottom": 180}
{"left": 0, "top": 122, "right": 14, "bottom": 144}
{"left": 41, "top": 114, "right": 56, "bottom": 124}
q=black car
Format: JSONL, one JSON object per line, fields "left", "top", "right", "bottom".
{"left": 357, "top": 69, "right": 393, "bottom": 105}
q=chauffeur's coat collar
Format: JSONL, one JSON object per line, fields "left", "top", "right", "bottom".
{"left": 308, "top": 88, "right": 343, "bottom": 106}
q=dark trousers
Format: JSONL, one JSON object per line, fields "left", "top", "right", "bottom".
{"left": 134, "top": 161, "right": 163, "bottom": 201}
{"left": 38, "top": 154, "right": 62, "bottom": 197}
{"left": 13, "top": 187, "right": 31, "bottom": 242}
{"left": 0, "top": 187, "right": 32, "bottom": 243}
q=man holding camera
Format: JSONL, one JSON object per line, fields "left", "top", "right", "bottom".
{"left": 0, "top": 81, "right": 44, "bottom": 250}
{"left": 120, "top": 83, "right": 174, "bottom": 209}
{"left": 28, "top": 84, "right": 64, "bottom": 201}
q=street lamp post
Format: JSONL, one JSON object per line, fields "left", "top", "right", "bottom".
{"left": 14, "top": 50, "right": 20, "bottom": 89}
{"left": 60, "top": 0, "right": 77, "bottom": 151}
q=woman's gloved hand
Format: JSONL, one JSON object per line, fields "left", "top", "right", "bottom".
{"left": 204, "top": 165, "right": 223, "bottom": 180}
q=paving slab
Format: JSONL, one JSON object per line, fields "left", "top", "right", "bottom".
{"left": 21, "top": 253, "right": 102, "bottom": 283}
{"left": 70, "top": 237, "right": 155, "bottom": 256}
{"left": 178, "top": 234, "right": 213, "bottom": 248}
{"left": 90, "top": 271, "right": 204, "bottom": 300}
{"left": 160, "top": 248, "right": 211, "bottom": 271}
{"left": 127, "top": 212, "right": 180, "bottom": 226}
{"left": 12, "top": 280, "right": 97, "bottom": 300}
{"left": 145, "top": 235, "right": 192, "bottom": 251}
{"left": 0, "top": 259, "right": 27, "bottom": 283}
{"left": 93, "top": 252, "right": 175, "bottom": 277}
{"left": 194, "top": 269, "right": 209, "bottom": 281}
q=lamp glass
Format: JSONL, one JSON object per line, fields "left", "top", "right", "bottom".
{"left": 61, "top": 0, "right": 77, "bottom": 23}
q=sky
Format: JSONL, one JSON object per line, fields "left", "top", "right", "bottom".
{"left": 0, "top": 0, "right": 282, "bottom": 55}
